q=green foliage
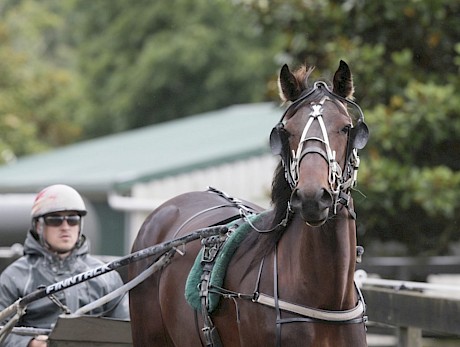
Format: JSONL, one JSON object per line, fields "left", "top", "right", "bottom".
{"left": 70, "top": 0, "right": 277, "bottom": 137}
{"left": 359, "top": 80, "right": 460, "bottom": 255}
{"left": 0, "top": 0, "right": 459, "bottom": 255}
{"left": 241, "top": 0, "right": 460, "bottom": 255}
{"left": 0, "top": 0, "right": 84, "bottom": 163}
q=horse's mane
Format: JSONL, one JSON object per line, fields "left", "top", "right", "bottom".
{"left": 239, "top": 162, "right": 290, "bottom": 272}
{"left": 247, "top": 162, "right": 292, "bottom": 262}
{"left": 270, "top": 162, "right": 292, "bottom": 225}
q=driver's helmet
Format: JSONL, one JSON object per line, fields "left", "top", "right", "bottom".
{"left": 31, "top": 184, "right": 87, "bottom": 219}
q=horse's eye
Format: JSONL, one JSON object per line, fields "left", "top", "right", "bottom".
{"left": 341, "top": 125, "right": 351, "bottom": 134}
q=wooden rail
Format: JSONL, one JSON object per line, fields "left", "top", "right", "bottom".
{"left": 362, "top": 286, "right": 460, "bottom": 347}
{"left": 357, "top": 256, "right": 460, "bottom": 281}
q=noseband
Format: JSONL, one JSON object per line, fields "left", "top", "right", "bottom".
{"left": 290, "top": 95, "right": 347, "bottom": 214}
{"left": 270, "top": 81, "right": 369, "bottom": 218}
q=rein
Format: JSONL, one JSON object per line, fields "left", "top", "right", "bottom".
{"left": 0, "top": 225, "right": 229, "bottom": 343}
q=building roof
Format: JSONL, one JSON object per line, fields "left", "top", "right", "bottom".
{"left": 0, "top": 103, "right": 282, "bottom": 194}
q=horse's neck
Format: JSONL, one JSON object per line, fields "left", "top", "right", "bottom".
{"left": 277, "top": 209, "right": 357, "bottom": 310}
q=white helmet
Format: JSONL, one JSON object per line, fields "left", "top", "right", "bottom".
{"left": 31, "top": 184, "right": 87, "bottom": 219}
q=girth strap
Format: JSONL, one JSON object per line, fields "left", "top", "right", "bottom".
{"left": 200, "top": 262, "right": 223, "bottom": 347}
{"left": 199, "top": 235, "right": 226, "bottom": 347}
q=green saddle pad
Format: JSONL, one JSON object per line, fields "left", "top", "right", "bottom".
{"left": 184, "top": 212, "right": 266, "bottom": 313}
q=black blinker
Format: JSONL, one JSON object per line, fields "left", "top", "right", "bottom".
{"left": 350, "top": 121, "right": 369, "bottom": 150}
{"left": 269, "top": 123, "right": 285, "bottom": 156}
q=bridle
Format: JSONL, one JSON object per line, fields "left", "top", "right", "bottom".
{"left": 179, "top": 82, "right": 369, "bottom": 346}
{"left": 251, "top": 82, "right": 369, "bottom": 343}
{"left": 291, "top": 94, "right": 348, "bottom": 214}
{"left": 270, "top": 81, "right": 369, "bottom": 218}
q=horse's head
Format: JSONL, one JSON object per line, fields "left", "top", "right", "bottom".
{"left": 270, "top": 60, "right": 369, "bottom": 226}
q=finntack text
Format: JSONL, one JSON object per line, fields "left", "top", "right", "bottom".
{"left": 46, "top": 264, "right": 111, "bottom": 294}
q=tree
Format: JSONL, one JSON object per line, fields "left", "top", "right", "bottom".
{"left": 1, "top": 0, "right": 459, "bottom": 256}
{"left": 0, "top": 0, "right": 276, "bottom": 157}
{"left": 70, "top": 0, "right": 278, "bottom": 137}
{"left": 0, "top": 0, "right": 84, "bottom": 164}
{"left": 242, "top": 0, "right": 460, "bottom": 255}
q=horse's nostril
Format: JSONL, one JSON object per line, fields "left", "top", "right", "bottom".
{"left": 290, "top": 188, "right": 303, "bottom": 207}
{"left": 318, "top": 188, "right": 333, "bottom": 208}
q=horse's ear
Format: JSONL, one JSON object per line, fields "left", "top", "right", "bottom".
{"left": 333, "top": 60, "right": 354, "bottom": 99}
{"left": 278, "top": 64, "right": 303, "bottom": 102}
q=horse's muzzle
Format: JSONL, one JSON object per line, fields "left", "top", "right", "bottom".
{"left": 290, "top": 187, "right": 333, "bottom": 226}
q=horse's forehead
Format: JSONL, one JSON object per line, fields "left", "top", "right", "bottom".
{"left": 286, "top": 101, "right": 349, "bottom": 133}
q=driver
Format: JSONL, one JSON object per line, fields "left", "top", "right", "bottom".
{"left": 0, "top": 184, "right": 129, "bottom": 347}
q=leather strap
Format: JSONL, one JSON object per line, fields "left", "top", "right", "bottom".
{"left": 255, "top": 293, "right": 366, "bottom": 323}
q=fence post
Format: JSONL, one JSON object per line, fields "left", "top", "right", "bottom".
{"left": 398, "top": 326, "right": 422, "bottom": 347}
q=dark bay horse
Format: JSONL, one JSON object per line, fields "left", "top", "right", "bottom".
{"left": 129, "top": 60, "right": 369, "bottom": 346}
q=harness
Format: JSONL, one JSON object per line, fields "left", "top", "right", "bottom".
{"left": 195, "top": 192, "right": 260, "bottom": 347}
{"left": 194, "top": 190, "right": 367, "bottom": 347}
{"left": 254, "top": 247, "right": 367, "bottom": 347}
{"left": 195, "top": 81, "right": 369, "bottom": 345}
